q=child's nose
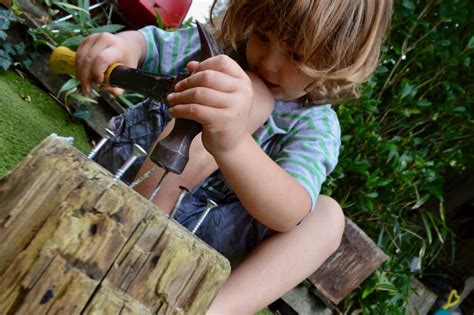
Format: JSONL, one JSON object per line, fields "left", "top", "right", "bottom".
{"left": 258, "top": 50, "right": 283, "bottom": 72}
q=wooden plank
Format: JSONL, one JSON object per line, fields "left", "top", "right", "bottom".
{"left": 408, "top": 279, "right": 437, "bottom": 315}
{"left": 281, "top": 280, "right": 337, "bottom": 315}
{"left": 0, "top": 135, "right": 230, "bottom": 314}
{"left": 308, "top": 218, "right": 388, "bottom": 304}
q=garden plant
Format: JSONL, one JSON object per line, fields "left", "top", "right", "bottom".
{"left": 0, "top": 0, "right": 473, "bottom": 313}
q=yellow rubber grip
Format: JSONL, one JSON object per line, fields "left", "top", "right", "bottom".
{"left": 49, "top": 46, "right": 77, "bottom": 75}
{"left": 49, "top": 46, "right": 124, "bottom": 84}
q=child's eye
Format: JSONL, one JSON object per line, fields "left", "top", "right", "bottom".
{"left": 254, "top": 30, "right": 270, "bottom": 43}
{"left": 292, "top": 53, "right": 304, "bottom": 62}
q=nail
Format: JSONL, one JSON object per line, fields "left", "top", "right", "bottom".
{"left": 113, "top": 144, "right": 147, "bottom": 181}
{"left": 191, "top": 199, "right": 218, "bottom": 235}
{"left": 168, "top": 186, "right": 190, "bottom": 219}
{"left": 148, "top": 170, "right": 169, "bottom": 201}
{"left": 88, "top": 128, "right": 115, "bottom": 159}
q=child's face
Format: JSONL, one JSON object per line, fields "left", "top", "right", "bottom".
{"left": 246, "top": 29, "right": 313, "bottom": 101}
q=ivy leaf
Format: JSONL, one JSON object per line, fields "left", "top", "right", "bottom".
{"left": 0, "top": 30, "right": 7, "bottom": 40}
{"left": 14, "top": 42, "right": 26, "bottom": 55}
{"left": 0, "top": 54, "right": 11, "bottom": 70}
{"left": 402, "top": 0, "right": 415, "bottom": 10}
{"left": 400, "top": 80, "right": 418, "bottom": 99}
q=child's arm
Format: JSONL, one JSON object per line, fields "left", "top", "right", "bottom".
{"left": 75, "top": 31, "right": 146, "bottom": 94}
{"left": 135, "top": 72, "right": 274, "bottom": 213}
{"left": 168, "top": 57, "right": 312, "bottom": 232}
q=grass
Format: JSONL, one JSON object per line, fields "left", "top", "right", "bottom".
{"left": 0, "top": 70, "right": 91, "bottom": 176}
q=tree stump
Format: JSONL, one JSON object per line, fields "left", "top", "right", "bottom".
{"left": 0, "top": 135, "right": 230, "bottom": 314}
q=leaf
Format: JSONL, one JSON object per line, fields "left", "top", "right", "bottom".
{"left": 467, "top": 36, "right": 474, "bottom": 50}
{"left": 420, "top": 211, "right": 432, "bottom": 245}
{"left": 0, "top": 15, "right": 10, "bottom": 31}
{"left": 0, "top": 54, "right": 11, "bottom": 70}
{"left": 58, "top": 78, "right": 80, "bottom": 95}
{"left": 89, "top": 24, "right": 125, "bottom": 34}
{"left": 14, "top": 42, "right": 26, "bottom": 55}
{"left": 411, "top": 194, "right": 430, "bottom": 209}
{"left": 54, "top": 3, "right": 91, "bottom": 16}
{"left": 61, "top": 36, "right": 84, "bottom": 48}
{"left": 73, "top": 105, "right": 91, "bottom": 120}
{"left": 416, "top": 99, "right": 432, "bottom": 107}
{"left": 367, "top": 192, "right": 379, "bottom": 198}
{"left": 400, "top": 80, "right": 418, "bottom": 99}
{"left": 453, "top": 106, "right": 465, "bottom": 113}
{"left": 402, "top": 0, "right": 415, "bottom": 10}
{"left": 70, "top": 93, "right": 98, "bottom": 104}
{"left": 362, "top": 286, "right": 374, "bottom": 299}
{"left": 0, "top": 30, "right": 7, "bottom": 40}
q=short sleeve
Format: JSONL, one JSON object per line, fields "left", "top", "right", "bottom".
{"left": 138, "top": 26, "right": 201, "bottom": 76}
{"left": 273, "top": 105, "right": 341, "bottom": 211}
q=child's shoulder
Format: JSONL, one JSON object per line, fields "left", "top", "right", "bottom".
{"left": 272, "top": 100, "right": 340, "bottom": 136}
{"left": 274, "top": 100, "right": 337, "bottom": 119}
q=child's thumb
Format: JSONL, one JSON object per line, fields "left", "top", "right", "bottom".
{"left": 100, "top": 85, "right": 124, "bottom": 96}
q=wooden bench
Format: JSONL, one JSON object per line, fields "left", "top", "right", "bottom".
{"left": 273, "top": 218, "right": 389, "bottom": 314}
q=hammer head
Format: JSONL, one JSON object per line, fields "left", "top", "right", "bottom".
{"left": 149, "top": 22, "right": 222, "bottom": 175}
{"left": 196, "top": 21, "right": 221, "bottom": 60}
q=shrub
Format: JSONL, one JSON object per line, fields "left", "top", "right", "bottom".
{"left": 323, "top": 0, "right": 474, "bottom": 312}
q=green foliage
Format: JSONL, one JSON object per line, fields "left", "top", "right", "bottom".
{"left": 323, "top": 0, "right": 474, "bottom": 312}
{"left": 0, "top": 6, "right": 21, "bottom": 70}
{"left": 30, "top": 1, "right": 124, "bottom": 49}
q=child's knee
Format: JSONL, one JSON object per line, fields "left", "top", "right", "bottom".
{"left": 316, "top": 195, "right": 345, "bottom": 252}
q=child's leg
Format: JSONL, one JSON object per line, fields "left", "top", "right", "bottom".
{"left": 207, "top": 195, "right": 345, "bottom": 315}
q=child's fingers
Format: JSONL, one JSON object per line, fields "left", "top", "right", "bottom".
{"left": 174, "top": 70, "right": 240, "bottom": 93}
{"left": 90, "top": 46, "right": 124, "bottom": 85}
{"left": 100, "top": 85, "right": 124, "bottom": 96}
{"left": 167, "top": 87, "right": 231, "bottom": 109}
{"left": 193, "top": 55, "right": 248, "bottom": 80}
{"left": 76, "top": 34, "right": 118, "bottom": 93}
{"left": 168, "top": 103, "right": 222, "bottom": 127}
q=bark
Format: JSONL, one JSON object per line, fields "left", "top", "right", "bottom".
{"left": 0, "top": 135, "right": 230, "bottom": 314}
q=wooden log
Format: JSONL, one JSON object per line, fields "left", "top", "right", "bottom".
{"left": 0, "top": 135, "right": 230, "bottom": 314}
{"left": 308, "top": 218, "right": 388, "bottom": 305}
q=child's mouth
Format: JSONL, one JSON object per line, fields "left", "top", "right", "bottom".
{"left": 262, "top": 78, "right": 279, "bottom": 90}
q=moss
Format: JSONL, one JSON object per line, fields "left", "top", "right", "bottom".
{"left": 0, "top": 70, "right": 91, "bottom": 176}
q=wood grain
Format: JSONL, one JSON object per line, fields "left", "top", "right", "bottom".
{"left": 0, "top": 135, "right": 230, "bottom": 314}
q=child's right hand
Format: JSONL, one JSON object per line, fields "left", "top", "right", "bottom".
{"left": 75, "top": 31, "right": 146, "bottom": 95}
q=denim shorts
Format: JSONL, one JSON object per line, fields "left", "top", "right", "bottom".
{"left": 94, "top": 99, "right": 270, "bottom": 265}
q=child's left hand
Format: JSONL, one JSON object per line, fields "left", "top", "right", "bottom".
{"left": 166, "top": 55, "right": 253, "bottom": 156}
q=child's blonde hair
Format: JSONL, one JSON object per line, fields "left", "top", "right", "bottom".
{"left": 211, "top": 0, "right": 392, "bottom": 103}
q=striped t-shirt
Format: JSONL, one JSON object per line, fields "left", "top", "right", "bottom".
{"left": 139, "top": 26, "right": 341, "bottom": 210}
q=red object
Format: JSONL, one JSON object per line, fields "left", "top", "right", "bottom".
{"left": 117, "top": 0, "right": 193, "bottom": 29}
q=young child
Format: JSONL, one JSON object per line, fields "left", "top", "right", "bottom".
{"left": 76, "top": 0, "right": 392, "bottom": 313}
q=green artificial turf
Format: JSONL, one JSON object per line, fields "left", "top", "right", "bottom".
{"left": 0, "top": 70, "right": 91, "bottom": 176}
